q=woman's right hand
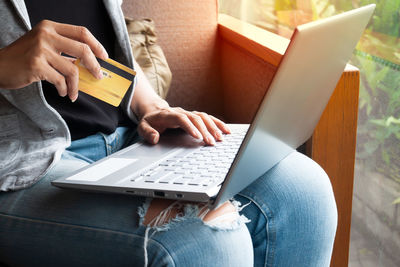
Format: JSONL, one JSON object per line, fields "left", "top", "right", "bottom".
{"left": 0, "top": 20, "right": 108, "bottom": 102}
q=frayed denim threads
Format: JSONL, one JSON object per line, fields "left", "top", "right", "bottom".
{"left": 138, "top": 199, "right": 251, "bottom": 267}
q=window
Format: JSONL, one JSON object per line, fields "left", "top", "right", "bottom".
{"left": 219, "top": 1, "right": 400, "bottom": 266}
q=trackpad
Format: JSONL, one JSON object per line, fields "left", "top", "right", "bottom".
{"left": 122, "top": 143, "right": 180, "bottom": 158}
{"left": 66, "top": 158, "right": 138, "bottom": 182}
{"left": 122, "top": 129, "right": 204, "bottom": 158}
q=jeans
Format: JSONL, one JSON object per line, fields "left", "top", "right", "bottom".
{"left": 0, "top": 127, "right": 337, "bottom": 266}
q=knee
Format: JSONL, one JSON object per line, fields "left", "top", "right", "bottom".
{"left": 295, "top": 153, "right": 337, "bottom": 229}
{"left": 277, "top": 152, "right": 338, "bottom": 235}
{"left": 142, "top": 200, "right": 254, "bottom": 266}
{"left": 142, "top": 199, "right": 238, "bottom": 227}
{"left": 244, "top": 151, "right": 338, "bottom": 234}
{"left": 150, "top": 219, "right": 254, "bottom": 267}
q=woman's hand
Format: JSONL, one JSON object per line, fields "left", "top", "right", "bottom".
{"left": 129, "top": 42, "right": 230, "bottom": 146}
{"left": 137, "top": 106, "right": 231, "bottom": 145}
{"left": 0, "top": 20, "right": 108, "bottom": 102}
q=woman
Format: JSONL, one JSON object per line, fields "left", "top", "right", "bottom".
{"left": 0, "top": 0, "right": 337, "bottom": 266}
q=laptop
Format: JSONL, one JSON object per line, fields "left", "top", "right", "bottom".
{"left": 52, "top": 5, "right": 375, "bottom": 209}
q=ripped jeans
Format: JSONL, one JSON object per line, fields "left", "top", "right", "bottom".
{"left": 0, "top": 127, "right": 338, "bottom": 266}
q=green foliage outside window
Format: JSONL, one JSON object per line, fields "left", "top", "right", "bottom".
{"left": 351, "top": 1, "right": 400, "bottom": 205}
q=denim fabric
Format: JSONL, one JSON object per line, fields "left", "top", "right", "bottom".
{"left": 63, "top": 127, "right": 140, "bottom": 163}
{"left": 0, "top": 127, "right": 337, "bottom": 266}
{"left": 237, "top": 152, "right": 338, "bottom": 266}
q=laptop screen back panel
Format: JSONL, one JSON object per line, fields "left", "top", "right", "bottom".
{"left": 211, "top": 5, "right": 375, "bottom": 209}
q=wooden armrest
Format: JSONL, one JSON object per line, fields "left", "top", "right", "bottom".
{"left": 218, "top": 14, "right": 359, "bottom": 267}
{"left": 218, "top": 14, "right": 289, "bottom": 67}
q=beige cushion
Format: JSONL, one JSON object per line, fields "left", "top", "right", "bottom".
{"left": 125, "top": 18, "right": 172, "bottom": 99}
{"left": 122, "top": 1, "right": 221, "bottom": 116}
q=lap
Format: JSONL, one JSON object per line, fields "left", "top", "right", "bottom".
{"left": 0, "top": 153, "right": 145, "bottom": 231}
{"left": 0, "top": 151, "right": 253, "bottom": 266}
{"left": 0, "top": 126, "right": 335, "bottom": 267}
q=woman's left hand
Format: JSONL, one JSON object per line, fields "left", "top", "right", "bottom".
{"left": 137, "top": 107, "right": 231, "bottom": 145}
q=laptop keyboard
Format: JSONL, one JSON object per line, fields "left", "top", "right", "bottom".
{"left": 130, "top": 129, "right": 247, "bottom": 187}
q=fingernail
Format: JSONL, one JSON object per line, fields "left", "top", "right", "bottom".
{"left": 215, "top": 131, "right": 223, "bottom": 140}
{"left": 151, "top": 133, "right": 158, "bottom": 144}
{"left": 207, "top": 135, "right": 215, "bottom": 145}
{"left": 103, "top": 49, "right": 109, "bottom": 59}
{"left": 225, "top": 125, "right": 231, "bottom": 133}
{"left": 71, "top": 94, "right": 78, "bottom": 102}
{"left": 193, "top": 130, "right": 202, "bottom": 139}
{"left": 97, "top": 70, "right": 103, "bottom": 79}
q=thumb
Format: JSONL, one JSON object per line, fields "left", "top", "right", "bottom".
{"left": 138, "top": 119, "right": 160, "bottom": 144}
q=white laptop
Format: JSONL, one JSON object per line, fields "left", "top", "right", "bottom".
{"left": 52, "top": 5, "right": 375, "bottom": 209}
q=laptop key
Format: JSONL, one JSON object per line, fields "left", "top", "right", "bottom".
{"left": 202, "top": 179, "right": 214, "bottom": 186}
{"left": 173, "top": 177, "right": 187, "bottom": 185}
{"left": 159, "top": 174, "right": 177, "bottom": 184}
{"left": 171, "top": 163, "right": 184, "bottom": 167}
{"left": 130, "top": 175, "right": 144, "bottom": 182}
{"left": 188, "top": 178, "right": 205, "bottom": 186}
{"left": 197, "top": 166, "right": 208, "bottom": 170}
{"left": 145, "top": 171, "right": 172, "bottom": 183}
{"left": 174, "top": 170, "right": 188, "bottom": 175}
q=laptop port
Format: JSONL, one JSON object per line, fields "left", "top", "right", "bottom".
{"left": 126, "top": 190, "right": 135, "bottom": 194}
{"left": 176, "top": 193, "right": 183, "bottom": 198}
{"left": 154, "top": 191, "right": 165, "bottom": 197}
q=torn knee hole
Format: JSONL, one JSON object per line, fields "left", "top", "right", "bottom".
{"left": 139, "top": 199, "right": 251, "bottom": 267}
{"left": 140, "top": 199, "right": 241, "bottom": 228}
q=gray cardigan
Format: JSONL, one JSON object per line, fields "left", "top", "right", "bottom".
{"left": 0, "top": 0, "right": 137, "bottom": 191}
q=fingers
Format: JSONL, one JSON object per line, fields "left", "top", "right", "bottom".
{"left": 35, "top": 20, "right": 106, "bottom": 79}
{"left": 139, "top": 109, "right": 203, "bottom": 144}
{"left": 180, "top": 110, "right": 231, "bottom": 145}
{"left": 53, "top": 22, "right": 108, "bottom": 60}
{"left": 160, "top": 110, "right": 203, "bottom": 141}
{"left": 193, "top": 111, "right": 223, "bottom": 142}
{"left": 138, "top": 119, "right": 160, "bottom": 145}
{"left": 48, "top": 52, "right": 79, "bottom": 101}
{"left": 3, "top": 20, "right": 107, "bottom": 93}
{"left": 41, "top": 62, "right": 68, "bottom": 98}
{"left": 209, "top": 114, "right": 231, "bottom": 134}
{"left": 139, "top": 107, "right": 230, "bottom": 146}
{"left": 186, "top": 111, "right": 217, "bottom": 145}
{"left": 165, "top": 109, "right": 203, "bottom": 142}
{"left": 62, "top": 56, "right": 76, "bottom": 63}
{"left": 54, "top": 35, "right": 102, "bottom": 80}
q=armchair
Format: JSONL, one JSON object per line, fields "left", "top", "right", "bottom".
{"left": 122, "top": 1, "right": 359, "bottom": 266}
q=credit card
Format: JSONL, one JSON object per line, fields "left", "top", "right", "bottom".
{"left": 75, "top": 58, "right": 136, "bottom": 107}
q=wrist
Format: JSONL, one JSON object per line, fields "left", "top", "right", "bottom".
{"left": 133, "top": 96, "right": 169, "bottom": 121}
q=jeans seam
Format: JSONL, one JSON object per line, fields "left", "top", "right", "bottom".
{"left": 237, "top": 193, "right": 275, "bottom": 267}
{"left": 99, "top": 132, "right": 113, "bottom": 155}
{"left": 115, "top": 131, "right": 120, "bottom": 153}
{"left": 0, "top": 212, "right": 176, "bottom": 265}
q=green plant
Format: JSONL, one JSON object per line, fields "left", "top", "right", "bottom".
{"left": 354, "top": 53, "right": 400, "bottom": 179}
{"left": 360, "top": 0, "right": 400, "bottom": 37}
